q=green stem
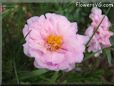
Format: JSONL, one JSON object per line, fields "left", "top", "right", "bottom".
{"left": 12, "top": 21, "right": 32, "bottom": 84}
{"left": 12, "top": 30, "right": 29, "bottom": 84}
{"left": 13, "top": 57, "right": 19, "bottom": 84}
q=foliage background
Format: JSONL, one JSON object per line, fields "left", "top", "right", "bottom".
{"left": 2, "top": 2, "right": 114, "bottom": 85}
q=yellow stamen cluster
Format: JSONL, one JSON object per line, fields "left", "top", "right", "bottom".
{"left": 46, "top": 35, "right": 63, "bottom": 51}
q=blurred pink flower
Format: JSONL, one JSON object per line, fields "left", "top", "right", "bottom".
{"left": 23, "top": 13, "right": 88, "bottom": 71}
{"left": 0, "top": 5, "right": 5, "bottom": 13}
{"left": 85, "top": 7, "right": 113, "bottom": 57}
{"left": 0, "top": 5, "right": 3, "bottom": 13}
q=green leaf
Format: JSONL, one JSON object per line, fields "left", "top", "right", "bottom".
{"left": 84, "top": 52, "right": 94, "bottom": 61}
{"left": 110, "top": 36, "right": 114, "bottom": 45}
{"left": 105, "top": 49, "right": 112, "bottom": 66}
{"left": 111, "top": 48, "right": 114, "bottom": 51}
{"left": 84, "top": 47, "right": 111, "bottom": 62}
{"left": 62, "top": 80, "right": 67, "bottom": 84}
{"left": 39, "top": 76, "right": 51, "bottom": 82}
{"left": 19, "top": 69, "right": 48, "bottom": 80}
{"left": 50, "top": 71, "right": 59, "bottom": 83}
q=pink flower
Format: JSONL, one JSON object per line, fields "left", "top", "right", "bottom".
{"left": 0, "top": 5, "right": 4, "bottom": 13}
{"left": 89, "top": 7, "right": 111, "bottom": 30}
{"left": 85, "top": 7, "right": 113, "bottom": 57}
{"left": 23, "top": 13, "right": 88, "bottom": 71}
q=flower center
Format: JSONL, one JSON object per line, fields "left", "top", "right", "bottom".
{"left": 46, "top": 35, "right": 63, "bottom": 51}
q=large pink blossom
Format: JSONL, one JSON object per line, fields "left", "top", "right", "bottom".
{"left": 23, "top": 13, "right": 88, "bottom": 71}
{"left": 85, "top": 7, "right": 113, "bottom": 56}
